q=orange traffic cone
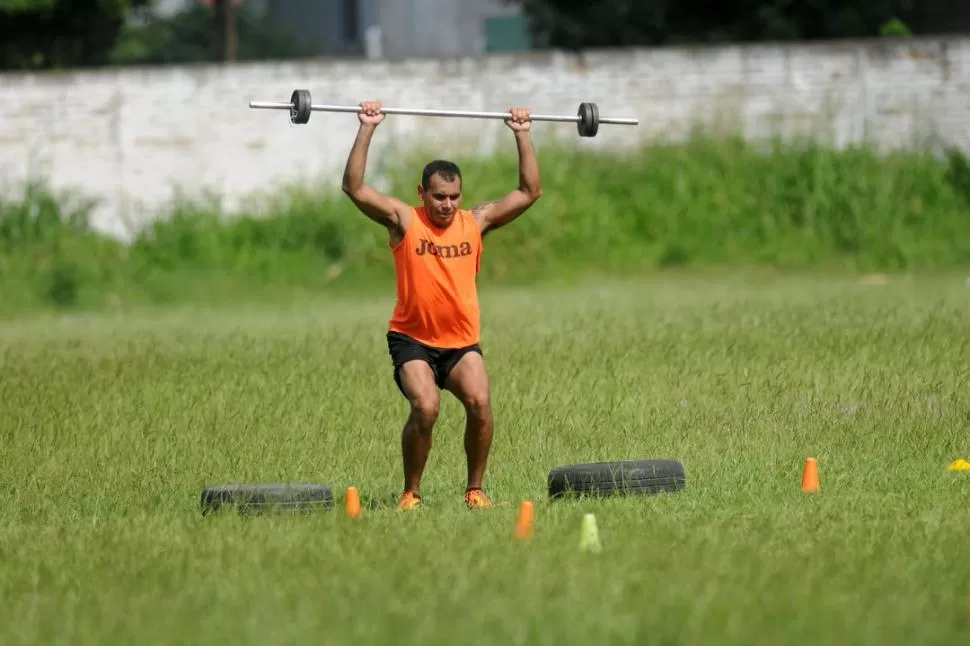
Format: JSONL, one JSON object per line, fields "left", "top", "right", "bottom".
{"left": 345, "top": 486, "right": 361, "bottom": 519}
{"left": 513, "top": 501, "right": 534, "bottom": 540}
{"left": 801, "top": 458, "right": 820, "bottom": 493}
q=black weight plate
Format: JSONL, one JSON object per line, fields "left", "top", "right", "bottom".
{"left": 577, "top": 102, "right": 589, "bottom": 136}
{"left": 290, "top": 89, "right": 312, "bottom": 124}
{"left": 201, "top": 483, "right": 334, "bottom": 515}
{"left": 577, "top": 102, "right": 599, "bottom": 137}
{"left": 548, "top": 459, "right": 685, "bottom": 498}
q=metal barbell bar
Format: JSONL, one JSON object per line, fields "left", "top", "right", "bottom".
{"left": 249, "top": 89, "right": 638, "bottom": 138}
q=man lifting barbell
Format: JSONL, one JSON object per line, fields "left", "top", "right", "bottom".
{"left": 340, "top": 100, "right": 542, "bottom": 511}
{"left": 246, "top": 91, "right": 635, "bottom": 509}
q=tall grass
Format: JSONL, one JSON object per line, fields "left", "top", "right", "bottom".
{"left": 2, "top": 135, "right": 969, "bottom": 314}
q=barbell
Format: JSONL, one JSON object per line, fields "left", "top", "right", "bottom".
{"left": 249, "top": 89, "right": 638, "bottom": 138}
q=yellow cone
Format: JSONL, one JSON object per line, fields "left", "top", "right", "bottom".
{"left": 579, "top": 513, "right": 601, "bottom": 553}
{"left": 948, "top": 459, "right": 970, "bottom": 472}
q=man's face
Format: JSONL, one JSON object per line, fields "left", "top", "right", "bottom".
{"left": 418, "top": 173, "right": 462, "bottom": 227}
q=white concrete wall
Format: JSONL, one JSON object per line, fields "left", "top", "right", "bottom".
{"left": 0, "top": 36, "right": 967, "bottom": 240}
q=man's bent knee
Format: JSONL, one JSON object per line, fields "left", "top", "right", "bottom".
{"left": 462, "top": 389, "right": 491, "bottom": 420}
{"left": 409, "top": 393, "right": 440, "bottom": 429}
{"left": 399, "top": 360, "right": 439, "bottom": 428}
{"left": 444, "top": 351, "right": 492, "bottom": 419}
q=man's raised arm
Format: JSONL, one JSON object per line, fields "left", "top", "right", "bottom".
{"left": 341, "top": 101, "right": 411, "bottom": 232}
{"left": 474, "top": 107, "right": 543, "bottom": 235}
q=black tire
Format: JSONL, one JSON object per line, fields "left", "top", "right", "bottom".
{"left": 547, "top": 459, "right": 686, "bottom": 499}
{"left": 201, "top": 483, "right": 334, "bottom": 516}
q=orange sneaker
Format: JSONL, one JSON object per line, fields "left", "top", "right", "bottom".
{"left": 398, "top": 490, "right": 422, "bottom": 510}
{"left": 465, "top": 488, "right": 492, "bottom": 510}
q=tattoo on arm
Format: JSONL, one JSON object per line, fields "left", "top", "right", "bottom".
{"left": 472, "top": 200, "right": 498, "bottom": 222}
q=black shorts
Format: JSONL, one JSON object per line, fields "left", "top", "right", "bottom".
{"left": 386, "top": 331, "right": 482, "bottom": 397}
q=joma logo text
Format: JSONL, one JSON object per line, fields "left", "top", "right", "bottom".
{"left": 416, "top": 238, "right": 473, "bottom": 258}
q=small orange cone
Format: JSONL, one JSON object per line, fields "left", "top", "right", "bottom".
{"left": 513, "top": 500, "right": 534, "bottom": 540}
{"left": 801, "top": 458, "right": 820, "bottom": 493}
{"left": 345, "top": 486, "right": 361, "bottom": 519}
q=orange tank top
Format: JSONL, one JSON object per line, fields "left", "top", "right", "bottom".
{"left": 388, "top": 206, "right": 483, "bottom": 348}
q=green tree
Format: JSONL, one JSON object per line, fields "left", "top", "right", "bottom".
{"left": 0, "top": 0, "right": 151, "bottom": 69}
{"left": 514, "top": 0, "right": 968, "bottom": 50}
{"left": 107, "top": 4, "right": 318, "bottom": 66}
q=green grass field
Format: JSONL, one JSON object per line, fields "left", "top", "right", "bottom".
{"left": 2, "top": 272, "right": 969, "bottom": 645}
